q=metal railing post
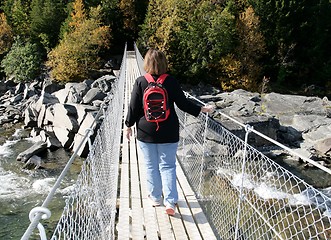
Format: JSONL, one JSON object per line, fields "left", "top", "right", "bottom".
{"left": 198, "top": 112, "right": 209, "bottom": 196}
{"left": 234, "top": 124, "right": 253, "bottom": 239}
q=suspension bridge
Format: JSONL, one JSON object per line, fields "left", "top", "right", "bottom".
{"left": 22, "top": 44, "right": 331, "bottom": 239}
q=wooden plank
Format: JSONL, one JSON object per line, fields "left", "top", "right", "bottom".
{"left": 136, "top": 130, "right": 174, "bottom": 240}
{"left": 176, "top": 164, "right": 217, "bottom": 240}
{"left": 155, "top": 207, "right": 176, "bottom": 240}
{"left": 117, "top": 134, "right": 130, "bottom": 239}
{"left": 176, "top": 178, "right": 203, "bottom": 240}
{"left": 118, "top": 52, "right": 216, "bottom": 240}
{"left": 168, "top": 182, "right": 189, "bottom": 240}
{"left": 137, "top": 140, "right": 160, "bottom": 240}
{"left": 129, "top": 127, "right": 145, "bottom": 239}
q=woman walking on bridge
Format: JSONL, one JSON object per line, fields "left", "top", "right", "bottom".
{"left": 125, "top": 48, "right": 213, "bottom": 216}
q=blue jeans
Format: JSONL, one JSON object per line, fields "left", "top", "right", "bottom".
{"left": 137, "top": 141, "right": 179, "bottom": 207}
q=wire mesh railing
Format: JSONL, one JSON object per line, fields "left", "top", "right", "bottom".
{"left": 21, "top": 45, "right": 127, "bottom": 240}
{"left": 49, "top": 47, "right": 127, "bottom": 240}
{"left": 175, "top": 101, "right": 331, "bottom": 240}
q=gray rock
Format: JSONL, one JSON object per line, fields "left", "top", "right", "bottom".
{"left": 42, "top": 79, "right": 64, "bottom": 94}
{"left": 65, "top": 82, "right": 89, "bottom": 98}
{"left": 44, "top": 105, "right": 55, "bottom": 125}
{"left": 52, "top": 103, "right": 79, "bottom": 132}
{"left": 22, "top": 155, "right": 43, "bottom": 170}
{"left": 16, "top": 141, "right": 47, "bottom": 163}
{"left": 24, "top": 105, "right": 39, "bottom": 127}
{"left": 91, "top": 75, "right": 115, "bottom": 92}
{"left": 263, "top": 93, "right": 326, "bottom": 116}
{"left": 53, "top": 126, "right": 75, "bottom": 149}
{"left": 69, "top": 104, "right": 98, "bottom": 125}
{"left": 10, "top": 93, "right": 23, "bottom": 104}
{"left": 15, "top": 83, "right": 25, "bottom": 95}
{"left": 52, "top": 88, "right": 68, "bottom": 104}
{"left": 73, "top": 111, "right": 99, "bottom": 157}
{"left": 82, "top": 88, "right": 107, "bottom": 104}
{"left": 313, "top": 138, "right": 331, "bottom": 161}
{"left": 35, "top": 91, "right": 60, "bottom": 113}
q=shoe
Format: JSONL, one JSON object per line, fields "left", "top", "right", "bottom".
{"left": 165, "top": 205, "right": 175, "bottom": 216}
{"left": 148, "top": 195, "right": 161, "bottom": 207}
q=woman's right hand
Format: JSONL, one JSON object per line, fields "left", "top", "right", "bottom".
{"left": 126, "top": 127, "right": 132, "bottom": 141}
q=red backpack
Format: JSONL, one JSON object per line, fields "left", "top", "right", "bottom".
{"left": 143, "top": 73, "right": 170, "bottom": 131}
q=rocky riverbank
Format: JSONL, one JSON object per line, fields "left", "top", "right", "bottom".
{"left": 1, "top": 71, "right": 330, "bottom": 184}
{"left": 0, "top": 61, "right": 119, "bottom": 169}
{"left": 183, "top": 84, "right": 331, "bottom": 176}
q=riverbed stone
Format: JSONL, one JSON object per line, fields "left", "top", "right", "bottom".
{"left": 82, "top": 88, "right": 107, "bottom": 104}
{"left": 16, "top": 141, "right": 47, "bottom": 162}
{"left": 52, "top": 103, "right": 79, "bottom": 133}
{"left": 53, "top": 126, "right": 75, "bottom": 149}
{"left": 72, "top": 111, "right": 99, "bottom": 157}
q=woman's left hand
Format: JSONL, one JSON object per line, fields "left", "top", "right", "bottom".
{"left": 201, "top": 105, "right": 214, "bottom": 113}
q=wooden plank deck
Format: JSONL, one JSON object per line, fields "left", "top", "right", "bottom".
{"left": 116, "top": 51, "right": 217, "bottom": 239}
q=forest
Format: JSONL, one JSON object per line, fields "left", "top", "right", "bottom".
{"left": 0, "top": 0, "right": 330, "bottom": 96}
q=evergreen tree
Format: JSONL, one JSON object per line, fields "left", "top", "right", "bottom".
{"left": 1, "top": 37, "right": 42, "bottom": 82}
{"left": 30, "top": 0, "right": 66, "bottom": 52}
{"left": 119, "top": 0, "right": 148, "bottom": 41}
{"left": 101, "top": 0, "right": 124, "bottom": 48}
{"left": 230, "top": 6, "right": 266, "bottom": 91}
{"left": 250, "top": 0, "right": 331, "bottom": 94}
{"left": 9, "top": 0, "right": 31, "bottom": 36}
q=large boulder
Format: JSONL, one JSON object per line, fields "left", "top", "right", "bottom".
{"left": 52, "top": 103, "right": 79, "bottom": 132}
{"left": 82, "top": 88, "right": 107, "bottom": 104}
{"left": 72, "top": 111, "right": 100, "bottom": 157}
{"left": 16, "top": 141, "right": 48, "bottom": 163}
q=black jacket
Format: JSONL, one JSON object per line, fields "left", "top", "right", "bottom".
{"left": 125, "top": 75, "right": 201, "bottom": 143}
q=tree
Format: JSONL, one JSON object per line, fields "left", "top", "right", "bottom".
{"left": 29, "top": 0, "right": 66, "bottom": 51}
{"left": 249, "top": 0, "right": 331, "bottom": 94}
{"left": 178, "top": 2, "right": 236, "bottom": 82}
{"left": 1, "top": 37, "right": 42, "bottom": 82}
{"left": 0, "top": 12, "right": 14, "bottom": 55}
{"left": 9, "top": 0, "right": 31, "bottom": 37}
{"left": 46, "top": 0, "right": 111, "bottom": 82}
{"left": 119, "top": 0, "right": 148, "bottom": 40}
{"left": 100, "top": 0, "right": 124, "bottom": 49}
{"left": 231, "top": 6, "right": 266, "bottom": 91}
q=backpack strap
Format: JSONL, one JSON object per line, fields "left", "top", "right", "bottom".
{"left": 144, "top": 73, "right": 155, "bottom": 83}
{"left": 144, "top": 73, "right": 169, "bottom": 84}
{"left": 156, "top": 74, "right": 169, "bottom": 84}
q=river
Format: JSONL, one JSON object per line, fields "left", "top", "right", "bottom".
{"left": 0, "top": 125, "right": 83, "bottom": 239}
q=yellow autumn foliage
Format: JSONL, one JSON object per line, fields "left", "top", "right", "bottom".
{"left": 0, "top": 13, "right": 14, "bottom": 55}
{"left": 47, "top": 2, "right": 110, "bottom": 82}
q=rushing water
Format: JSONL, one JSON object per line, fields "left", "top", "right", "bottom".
{"left": 0, "top": 125, "right": 83, "bottom": 239}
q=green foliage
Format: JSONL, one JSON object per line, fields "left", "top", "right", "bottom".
{"left": 29, "top": 0, "right": 67, "bottom": 51}
{"left": 249, "top": 0, "right": 331, "bottom": 94}
{"left": 1, "top": 37, "right": 42, "bottom": 82}
{"left": 119, "top": 0, "right": 148, "bottom": 40}
{"left": 138, "top": 0, "right": 238, "bottom": 86}
{"left": 100, "top": 0, "right": 125, "bottom": 48}
{"left": 178, "top": 3, "right": 236, "bottom": 80}
{"left": 8, "top": 0, "right": 31, "bottom": 36}
{"left": 46, "top": 1, "right": 111, "bottom": 82}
